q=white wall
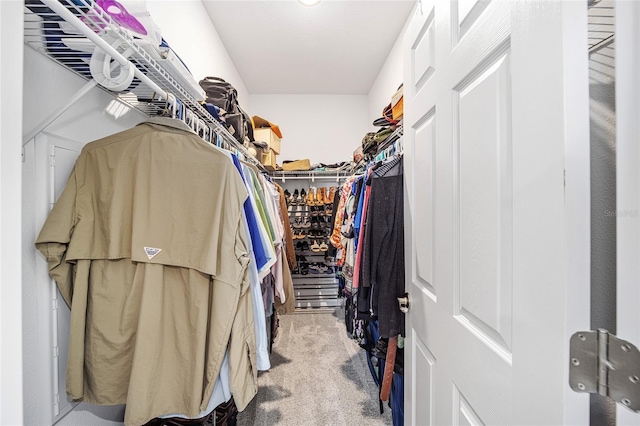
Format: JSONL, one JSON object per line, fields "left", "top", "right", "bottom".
{"left": 367, "top": 4, "right": 415, "bottom": 124}
{"left": 250, "top": 95, "right": 369, "bottom": 165}
{"left": 22, "top": 47, "right": 144, "bottom": 426}
{"left": 1, "top": 1, "right": 24, "bottom": 424}
{"left": 147, "top": 0, "right": 251, "bottom": 109}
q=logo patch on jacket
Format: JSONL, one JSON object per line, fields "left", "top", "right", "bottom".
{"left": 144, "top": 247, "right": 162, "bottom": 259}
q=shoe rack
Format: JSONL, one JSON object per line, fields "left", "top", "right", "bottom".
{"left": 274, "top": 173, "right": 349, "bottom": 309}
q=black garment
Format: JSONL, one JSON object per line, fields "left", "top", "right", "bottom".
{"left": 361, "top": 156, "right": 405, "bottom": 338}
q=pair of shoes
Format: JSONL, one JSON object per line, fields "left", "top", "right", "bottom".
{"left": 293, "top": 217, "right": 307, "bottom": 228}
{"left": 284, "top": 189, "right": 292, "bottom": 205}
{"left": 307, "top": 229, "right": 328, "bottom": 238}
{"left": 295, "top": 241, "right": 310, "bottom": 252}
{"left": 309, "top": 240, "right": 329, "bottom": 252}
{"left": 291, "top": 189, "right": 306, "bottom": 205}
{"left": 307, "top": 262, "right": 332, "bottom": 274}
{"left": 293, "top": 229, "right": 306, "bottom": 239}
{"left": 295, "top": 255, "right": 309, "bottom": 275}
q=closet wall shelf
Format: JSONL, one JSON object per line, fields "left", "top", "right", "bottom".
{"left": 270, "top": 170, "right": 352, "bottom": 182}
{"left": 24, "top": 0, "right": 265, "bottom": 171}
{"left": 375, "top": 121, "right": 403, "bottom": 155}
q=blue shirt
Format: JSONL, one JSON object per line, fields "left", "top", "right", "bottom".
{"left": 231, "top": 154, "right": 269, "bottom": 271}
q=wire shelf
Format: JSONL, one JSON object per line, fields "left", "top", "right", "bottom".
{"left": 24, "top": 0, "right": 265, "bottom": 170}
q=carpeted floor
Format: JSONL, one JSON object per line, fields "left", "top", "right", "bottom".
{"left": 237, "top": 308, "right": 393, "bottom": 426}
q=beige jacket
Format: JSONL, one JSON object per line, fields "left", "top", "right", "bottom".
{"left": 35, "top": 118, "right": 257, "bottom": 425}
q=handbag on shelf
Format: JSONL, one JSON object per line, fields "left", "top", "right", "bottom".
{"left": 199, "top": 77, "right": 253, "bottom": 144}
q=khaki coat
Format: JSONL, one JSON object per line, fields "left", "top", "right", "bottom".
{"left": 36, "top": 118, "right": 257, "bottom": 425}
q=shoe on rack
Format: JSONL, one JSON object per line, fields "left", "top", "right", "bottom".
{"left": 302, "top": 217, "right": 311, "bottom": 228}
{"left": 319, "top": 241, "right": 328, "bottom": 252}
{"left": 298, "top": 256, "right": 309, "bottom": 275}
{"left": 298, "top": 229, "right": 307, "bottom": 239}
{"left": 307, "top": 187, "right": 315, "bottom": 206}
{"left": 326, "top": 216, "right": 335, "bottom": 228}
{"left": 295, "top": 241, "right": 303, "bottom": 251}
{"left": 326, "top": 216, "right": 334, "bottom": 228}
{"left": 311, "top": 188, "right": 320, "bottom": 206}
{"left": 302, "top": 241, "right": 310, "bottom": 252}
{"left": 311, "top": 216, "right": 320, "bottom": 230}
{"left": 324, "top": 187, "right": 333, "bottom": 205}
{"left": 328, "top": 186, "right": 337, "bottom": 204}
{"left": 311, "top": 240, "right": 321, "bottom": 252}
{"left": 284, "top": 189, "right": 292, "bottom": 205}
{"left": 319, "top": 187, "right": 327, "bottom": 205}
{"left": 325, "top": 205, "right": 333, "bottom": 216}
{"left": 298, "top": 189, "right": 306, "bottom": 205}
{"left": 308, "top": 263, "right": 321, "bottom": 274}
{"left": 291, "top": 189, "right": 299, "bottom": 205}
{"left": 293, "top": 217, "right": 303, "bottom": 229}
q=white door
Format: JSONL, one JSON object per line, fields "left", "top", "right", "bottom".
{"left": 616, "top": 1, "right": 640, "bottom": 424}
{"left": 403, "top": 1, "right": 591, "bottom": 424}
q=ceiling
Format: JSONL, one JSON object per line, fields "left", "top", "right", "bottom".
{"left": 202, "top": 0, "right": 416, "bottom": 95}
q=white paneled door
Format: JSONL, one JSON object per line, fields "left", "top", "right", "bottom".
{"left": 403, "top": 1, "right": 591, "bottom": 424}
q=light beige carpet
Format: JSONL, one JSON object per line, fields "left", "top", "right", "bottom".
{"left": 237, "top": 308, "right": 393, "bottom": 426}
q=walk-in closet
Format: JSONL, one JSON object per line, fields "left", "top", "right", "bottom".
{"left": 2, "top": 0, "right": 639, "bottom": 425}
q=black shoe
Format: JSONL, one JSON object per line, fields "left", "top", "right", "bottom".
{"left": 291, "top": 189, "right": 299, "bottom": 205}
{"left": 298, "top": 189, "right": 306, "bottom": 205}
{"left": 301, "top": 241, "right": 310, "bottom": 252}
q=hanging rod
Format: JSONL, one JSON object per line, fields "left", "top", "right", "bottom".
{"left": 269, "top": 169, "right": 352, "bottom": 183}
{"left": 27, "top": 0, "right": 266, "bottom": 172}
{"left": 41, "top": 0, "right": 167, "bottom": 100}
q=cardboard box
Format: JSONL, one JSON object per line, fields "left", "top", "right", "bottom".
{"left": 261, "top": 148, "right": 278, "bottom": 169}
{"left": 391, "top": 86, "right": 403, "bottom": 120}
{"left": 254, "top": 128, "right": 281, "bottom": 154}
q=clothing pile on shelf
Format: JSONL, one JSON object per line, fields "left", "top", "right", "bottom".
{"left": 330, "top": 152, "right": 405, "bottom": 426}
{"left": 284, "top": 186, "right": 338, "bottom": 276}
{"left": 35, "top": 117, "right": 297, "bottom": 426}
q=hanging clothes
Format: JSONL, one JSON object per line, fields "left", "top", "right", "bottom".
{"left": 352, "top": 167, "right": 374, "bottom": 290}
{"left": 242, "top": 164, "right": 277, "bottom": 280}
{"left": 230, "top": 154, "right": 271, "bottom": 372}
{"left": 274, "top": 184, "right": 296, "bottom": 314}
{"left": 361, "top": 155, "right": 405, "bottom": 338}
{"left": 35, "top": 117, "right": 257, "bottom": 425}
{"left": 276, "top": 184, "right": 296, "bottom": 271}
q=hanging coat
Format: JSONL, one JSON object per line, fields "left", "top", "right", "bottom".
{"left": 35, "top": 117, "right": 257, "bottom": 426}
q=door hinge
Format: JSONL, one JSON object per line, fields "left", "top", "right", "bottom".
{"left": 570, "top": 329, "right": 640, "bottom": 412}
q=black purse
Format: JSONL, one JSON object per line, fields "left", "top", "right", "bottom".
{"left": 199, "top": 77, "right": 254, "bottom": 144}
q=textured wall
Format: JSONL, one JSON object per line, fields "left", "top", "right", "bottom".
{"left": 366, "top": 3, "right": 415, "bottom": 125}
{"left": 249, "top": 94, "right": 369, "bottom": 165}
{"left": 147, "top": 0, "right": 251, "bottom": 109}
{"left": 1, "top": 1, "right": 24, "bottom": 424}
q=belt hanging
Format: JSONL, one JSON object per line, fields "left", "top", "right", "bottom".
{"left": 380, "top": 335, "right": 398, "bottom": 402}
